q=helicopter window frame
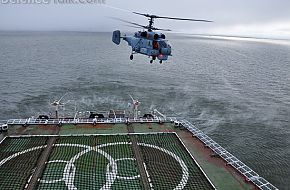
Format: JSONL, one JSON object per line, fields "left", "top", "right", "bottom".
{"left": 158, "top": 40, "right": 168, "bottom": 48}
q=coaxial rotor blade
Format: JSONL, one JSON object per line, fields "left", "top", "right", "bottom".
{"left": 152, "top": 27, "right": 172, "bottom": 31}
{"left": 108, "top": 17, "right": 147, "bottom": 28}
{"left": 133, "top": 12, "right": 153, "bottom": 18}
{"left": 132, "top": 12, "right": 213, "bottom": 22}
{"left": 124, "top": 25, "right": 146, "bottom": 29}
{"left": 155, "top": 16, "right": 213, "bottom": 22}
{"left": 124, "top": 24, "right": 171, "bottom": 31}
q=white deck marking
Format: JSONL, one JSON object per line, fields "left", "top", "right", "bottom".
{"left": 0, "top": 142, "right": 189, "bottom": 190}
{"left": 143, "top": 162, "right": 154, "bottom": 190}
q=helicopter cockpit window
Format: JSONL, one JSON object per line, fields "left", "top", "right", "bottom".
{"left": 159, "top": 41, "right": 168, "bottom": 48}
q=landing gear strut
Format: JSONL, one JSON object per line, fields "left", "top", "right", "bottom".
{"left": 150, "top": 56, "right": 156, "bottom": 64}
{"left": 130, "top": 54, "right": 133, "bottom": 60}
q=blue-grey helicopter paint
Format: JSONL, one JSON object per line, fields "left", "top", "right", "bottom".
{"left": 112, "top": 12, "right": 212, "bottom": 63}
{"left": 113, "top": 30, "right": 171, "bottom": 63}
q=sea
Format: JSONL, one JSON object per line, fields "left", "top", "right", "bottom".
{"left": 0, "top": 31, "right": 289, "bottom": 189}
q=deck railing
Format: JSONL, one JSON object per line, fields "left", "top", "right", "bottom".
{"left": 169, "top": 118, "right": 278, "bottom": 190}
{"left": 4, "top": 116, "right": 166, "bottom": 126}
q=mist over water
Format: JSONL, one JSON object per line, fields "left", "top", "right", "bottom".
{"left": 0, "top": 32, "right": 290, "bottom": 189}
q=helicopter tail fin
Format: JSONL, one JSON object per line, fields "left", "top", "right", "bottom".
{"left": 112, "top": 30, "right": 121, "bottom": 45}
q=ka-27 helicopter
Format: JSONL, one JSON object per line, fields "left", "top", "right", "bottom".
{"left": 112, "top": 12, "right": 212, "bottom": 64}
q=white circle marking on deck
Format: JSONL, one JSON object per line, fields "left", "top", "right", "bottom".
{"left": 0, "top": 142, "right": 189, "bottom": 189}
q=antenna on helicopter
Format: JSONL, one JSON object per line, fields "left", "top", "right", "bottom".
{"left": 50, "top": 93, "right": 71, "bottom": 119}
{"left": 129, "top": 94, "right": 140, "bottom": 119}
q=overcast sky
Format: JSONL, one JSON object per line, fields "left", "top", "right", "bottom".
{"left": 0, "top": 0, "right": 290, "bottom": 39}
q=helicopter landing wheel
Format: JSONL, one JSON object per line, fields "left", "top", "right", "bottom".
{"left": 130, "top": 54, "right": 133, "bottom": 60}
{"left": 152, "top": 56, "right": 156, "bottom": 60}
{"left": 159, "top": 60, "right": 163, "bottom": 64}
{"left": 150, "top": 60, "right": 153, "bottom": 64}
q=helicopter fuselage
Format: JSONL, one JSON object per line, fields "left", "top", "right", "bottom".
{"left": 113, "top": 30, "right": 172, "bottom": 63}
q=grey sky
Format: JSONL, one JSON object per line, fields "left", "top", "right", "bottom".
{"left": 0, "top": 0, "right": 290, "bottom": 39}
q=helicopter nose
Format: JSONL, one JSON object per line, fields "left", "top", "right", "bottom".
{"left": 160, "top": 47, "right": 171, "bottom": 55}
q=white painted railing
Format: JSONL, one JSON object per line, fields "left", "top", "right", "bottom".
{"left": 169, "top": 118, "right": 278, "bottom": 190}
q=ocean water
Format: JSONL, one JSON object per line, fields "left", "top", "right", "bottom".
{"left": 0, "top": 32, "right": 290, "bottom": 189}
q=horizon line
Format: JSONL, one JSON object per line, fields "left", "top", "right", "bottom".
{"left": 0, "top": 30, "right": 289, "bottom": 41}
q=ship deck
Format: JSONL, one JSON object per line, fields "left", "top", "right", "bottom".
{"left": 0, "top": 121, "right": 274, "bottom": 190}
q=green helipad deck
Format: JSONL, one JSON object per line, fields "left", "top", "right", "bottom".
{"left": 0, "top": 133, "right": 213, "bottom": 190}
{"left": 0, "top": 119, "right": 277, "bottom": 190}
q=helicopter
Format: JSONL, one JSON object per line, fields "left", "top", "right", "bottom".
{"left": 112, "top": 12, "right": 212, "bottom": 64}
